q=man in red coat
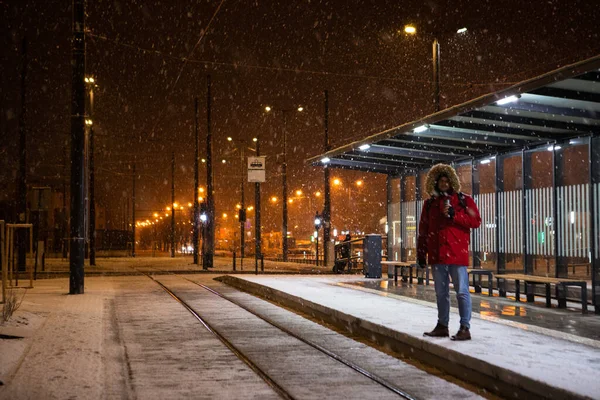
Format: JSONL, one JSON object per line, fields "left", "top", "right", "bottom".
{"left": 418, "top": 164, "right": 481, "bottom": 341}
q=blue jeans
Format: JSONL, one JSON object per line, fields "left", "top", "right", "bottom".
{"left": 432, "top": 264, "right": 471, "bottom": 329}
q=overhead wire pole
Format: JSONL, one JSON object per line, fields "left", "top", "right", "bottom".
{"left": 255, "top": 136, "right": 261, "bottom": 268}
{"left": 432, "top": 38, "right": 441, "bottom": 112}
{"left": 132, "top": 163, "right": 136, "bottom": 257}
{"left": 171, "top": 152, "right": 175, "bottom": 258}
{"left": 323, "top": 90, "right": 331, "bottom": 267}
{"left": 17, "top": 37, "right": 28, "bottom": 271}
{"left": 69, "top": 0, "right": 85, "bottom": 294}
{"left": 88, "top": 79, "right": 96, "bottom": 266}
{"left": 282, "top": 112, "right": 289, "bottom": 262}
{"left": 193, "top": 97, "right": 200, "bottom": 265}
{"left": 240, "top": 146, "right": 245, "bottom": 268}
{"left": 204, "top": 75, "right": 214, "bottom": 269}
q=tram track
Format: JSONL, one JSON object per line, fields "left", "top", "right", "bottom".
{"left": 134, "top": 267, "right": 420, "bottom": 400}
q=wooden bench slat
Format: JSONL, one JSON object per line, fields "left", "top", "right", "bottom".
{"left": 495, "top": 274, "right": 586, "bottom": 284}
{"left": 495, "top": 274, "right": 587, "bottom": 313}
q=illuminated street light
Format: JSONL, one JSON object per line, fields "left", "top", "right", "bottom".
{"left": 404, "top": 25, "right": 416, "bottom": 34}
{"left": 401, "top": 24, "right": 468, "bottom": 112}
{"left": 333, "top": 179, "right": 341, "bottom": 186}
{"left": 296, "top": 190, "right": 302, "bottom": 196}
{"left": 85, "top": 119, "right": 93, "bottom": 126}
{"left": 264, "top": 104, "right": 306, "bottom": 261}
{"left": 315, "top": 191, "right": 321, "bottom": 197}
{"left": 271, "top": 196, "right": 278, "bottom": 203}
{"left": 356, "top": 180, "right": 363, "bottom": 186}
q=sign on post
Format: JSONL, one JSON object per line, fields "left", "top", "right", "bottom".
{"left": 248, "top": 156, "right": 266, "bottom": 183}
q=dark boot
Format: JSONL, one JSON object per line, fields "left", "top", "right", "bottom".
{"left": 423, "top": 323, "right": 449, "bottom": 337}
{"left": 451, "top": 325, "right": 471, "bottom": 341}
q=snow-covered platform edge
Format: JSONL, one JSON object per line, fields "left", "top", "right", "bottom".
{"left": 217, "top": 275, "right": 597, "bottom": 400}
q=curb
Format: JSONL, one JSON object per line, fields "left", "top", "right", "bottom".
{"left": 217, "top": 275, "right": 589, "bottom": 400}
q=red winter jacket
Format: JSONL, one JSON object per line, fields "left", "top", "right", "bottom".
{"left": 417, "top": 190, "right": 481, "bottom": 266}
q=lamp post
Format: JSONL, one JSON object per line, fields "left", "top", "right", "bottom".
{"left": 403, "top": 24, "right": 467, "bottom": 112}
{"left": 84, "top": 76, "right": 97, "bottom": 265}
{"left": 265, "top": 105, "right": 304, "bottom": 262}
{"left": 226, "top": 137, "right": 257, "bottom": 267}
{"left": 314, "top": 211, "right": 322, "bottom": 266}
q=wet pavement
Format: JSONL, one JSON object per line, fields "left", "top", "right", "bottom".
{"left": 348, "top": 279, "right": 600, "bottom": 341}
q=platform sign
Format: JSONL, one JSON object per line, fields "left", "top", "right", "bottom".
{"left": 248, "top": 156, "right": 266, "bottom": 183}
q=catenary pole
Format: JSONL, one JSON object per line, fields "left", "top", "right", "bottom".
{"left": 193, "top": 97, "right": 200, "bottom": 264}
{"left": 69, "top": 0, "right": 86, "bottom": 294}
{"left": 323, "top": 90, "right": 331, "bottom": 266}
{"left": 204, "top": 75, "right": 214, "bottom": 269}
{"left": 17, "top": 37, "right": 28, "bottom": 271}
{"left": 171, "top": 152, "right": 175, "bottom": 258}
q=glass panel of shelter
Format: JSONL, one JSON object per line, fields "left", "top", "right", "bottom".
{"left": 556, "top": 139, "right": 591, "bottom": 280}
{"left": 497, "top": 152, "right": 524, "bottom": 273}
{"left": 524, "top": 148, "right": 555, "bottom": 277}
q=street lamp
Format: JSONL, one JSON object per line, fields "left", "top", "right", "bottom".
{"left": 265, "top": 104, "right": 304, "bottom": 262}
{"left": 314, "top": 211, "right": 322, "bottom": 266}
{"left": 226, "top": 136, "right": 258, "bottom": 267}
{"left": 403, "top": 24, "right": 467, "bottom": 112}
{"left": 84, "top": 76, "right": 98, "bottom": 265}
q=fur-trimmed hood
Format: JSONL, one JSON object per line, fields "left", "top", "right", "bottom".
{"left": 425, "top": 163, "right": 461, "bottom": 196}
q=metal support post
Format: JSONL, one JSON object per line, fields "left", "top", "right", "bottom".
{"left": 69, "top": 0, "right": 85, "bottom": 294}
{"left": 432, "top": 38, "right": 440, "bottom": 112}
{"left": 523, "top": 150, "right": 532, "bottom": 276}
{"left": 171, "top": 152, "right": 175, "bottom": 258}
{"left": 590, "top": 137, "right": 599, "bottom": 313}
{"left": 193, "top": 97, "right": 200, "bottom": 265}
{"left": 282, "top": 113, "right": 289, "bottom": 262}
{"left": 204, "top": 75, "right": 214, "bottom": 269}
{"left": 323, "top": 90, "right": 331, "bottom": 266}
{"left": 132, "top": 163, "right": 136, "bottom": 257}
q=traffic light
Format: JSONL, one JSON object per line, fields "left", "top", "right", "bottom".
{"left": 238, "top": 209, "right": 246, "bottom": 222}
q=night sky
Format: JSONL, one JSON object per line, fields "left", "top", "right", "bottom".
{"left": 1, "top": 0, "right": 599, "bottom": 235}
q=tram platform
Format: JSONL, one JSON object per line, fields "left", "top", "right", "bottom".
{"left": 221, "top": 274, "right": 600, "bottom": 400}
{"left": 1, "top": 257, "right": 599, "bottom": 399}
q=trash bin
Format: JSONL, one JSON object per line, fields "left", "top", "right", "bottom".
{"left": 362, "top": 234, "right": 382, "bottom": 278}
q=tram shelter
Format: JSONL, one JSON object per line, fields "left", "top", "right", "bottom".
{"left": 307, "top": 54, "right": 600, "bottom": 314}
